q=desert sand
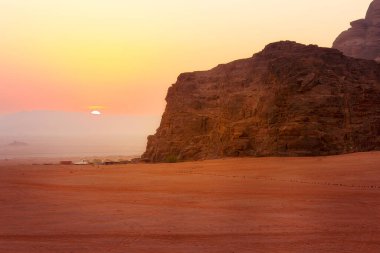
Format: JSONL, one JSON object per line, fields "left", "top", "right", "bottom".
{"left": 0, "top": 152, "right": 380, "bottom": 253}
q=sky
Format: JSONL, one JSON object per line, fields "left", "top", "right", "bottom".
{"left": 0, "top": 0, "right": 373, "bottom": 116}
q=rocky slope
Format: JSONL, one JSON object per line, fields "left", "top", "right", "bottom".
{"left": 333, "top": 0, "right": 380, "bottom": 62}
{"left": 143, "top": 41, "right": 380, "bottom": 162}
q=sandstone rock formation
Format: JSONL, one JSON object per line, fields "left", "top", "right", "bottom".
{"left": 143, "top": 41, "right": 380, "bottom": 162}
{"left": 333, "top": 0, "right": 380, "bottom": 62}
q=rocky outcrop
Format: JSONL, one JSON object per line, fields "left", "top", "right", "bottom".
{"left": 143, "top": 41, "right": 380, "bottom": 162}
{"left": 333, "top": 0, "right": 380, "bottom": 62}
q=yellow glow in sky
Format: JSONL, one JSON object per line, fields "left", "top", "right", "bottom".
{"left": 0, "top": 0, "right": 373, "bottom": 115}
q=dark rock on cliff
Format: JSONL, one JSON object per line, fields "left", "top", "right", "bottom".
{"left": 143, "top": 41, "right": 380, "bottom": 162}
{"left": 333, "top": 0, "right": 380, "bottom": 62}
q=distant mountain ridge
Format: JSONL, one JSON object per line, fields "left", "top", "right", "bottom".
{"left": 0, "top": 111, "right": 161, "bottom": 158}
{"left": 7, "top": 141, "right": 28, "bottom": 147}
{"left": 0, "top": 111, "right": 160, "bottom": 136}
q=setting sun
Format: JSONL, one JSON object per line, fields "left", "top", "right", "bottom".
{"left": 90, "top": 110, "right": 101, "bottom": 115}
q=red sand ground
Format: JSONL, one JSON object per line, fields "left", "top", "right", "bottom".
{"left": 0, "top": 152, "right": 380, "bottom": 253}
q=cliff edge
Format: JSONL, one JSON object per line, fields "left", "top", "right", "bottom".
{"left": 143, "top": 41, "right": 380, "bottom": 162}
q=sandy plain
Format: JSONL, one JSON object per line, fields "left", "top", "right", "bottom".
{"left": 0, "top": 152, "right": 380, "bottom": 252}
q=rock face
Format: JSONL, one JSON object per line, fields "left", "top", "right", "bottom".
{"left": 143, "top": 41, "right": 380, "bottom": 162}
{"left": 333, "top": 0, "right": 380, "bottom": 62}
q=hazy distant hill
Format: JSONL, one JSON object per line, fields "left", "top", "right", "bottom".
{"left": 0, "top": 111, "right": 160, "bottom": 158}
{"left": 7, "top": 141, "right": 29, "bottom": 147}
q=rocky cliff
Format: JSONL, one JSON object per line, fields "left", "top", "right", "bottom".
{"left": 143, "top": 41, "right": 380, "bottom": 162}
{"left": 333, "top": 0, "right": 380, "bottom": 62}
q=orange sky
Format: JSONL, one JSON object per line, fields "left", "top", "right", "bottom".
{"left": 0, "top": 0, "right": 373, "bottom": 115}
